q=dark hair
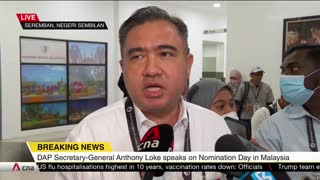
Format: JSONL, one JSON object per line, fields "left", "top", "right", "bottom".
{"left": 285, "top": 44, "right": 320, "bottom": 67}
{"left": 117, "top": 73, "right": 128, "bottom": 97}
{"left": 119, "top": 6, "right": 189, "bottom": 56}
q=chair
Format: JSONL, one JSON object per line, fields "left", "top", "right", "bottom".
{"left": 224, "top": 117, "right": 251, "bottom": 140}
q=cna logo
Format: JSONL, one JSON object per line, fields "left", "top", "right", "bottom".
{"left": 16, "top": 13, "right": 108, "bottom": 30}
{"left": 11, "top": 163, "right": 35, "bottom": 171}
{"left": 12, "top": 163, "right": 21, "bottom": 171}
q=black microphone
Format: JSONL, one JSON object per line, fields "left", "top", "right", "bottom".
{"left": 138, "top": 124, "right": 174, "bottom": 180}
{"left": 215, "top": 134, "right": 290, "bottom": 180}
{"left": 215, "top": 134, "right": 267, "bottom": 152}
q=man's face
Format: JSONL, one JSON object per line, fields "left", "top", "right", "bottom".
{"left": 250, "top": 71, "right": 264, "bottom": 84}
{"left": 120, "top": 20, "right": 193, "bottom": 114}
{"left": 230, "top": 76, "right": 240, "bottom": 87}
{"left": 281, "top": 49, "right": 320, "bottom": 91}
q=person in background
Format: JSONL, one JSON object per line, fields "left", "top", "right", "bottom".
{"left": 56, "top": 6, "right": 230, "bottom": 180}
{"left": 186, "top": 79, "right": 238, "bottom": 120}
{"left": 256, "top": 44, "right": 320, "bottom": 179}
{"left": 251, "top": 96, "right": 289, "bottom": 138}
{"left": 234, "top": 66, "right": 274, "bottom": 120}
{"left": 227, "top": 68, "right": 243, "bottom": 97}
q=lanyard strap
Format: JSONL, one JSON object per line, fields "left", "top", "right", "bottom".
{"left": 125, "top": 97, "right": 141, "bottom": 151}
{"left": 306, "top": 116, "right": 318, "bottom": 152}
{"left": 251, "top": 84, "right": 261, "bottom": 101}
{"left": 124, "top": 97, "right": 205, "bottom": 180}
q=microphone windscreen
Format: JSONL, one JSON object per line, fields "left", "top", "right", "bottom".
{"left": 215, "top": 134, "right": 247, "bottom": 152}
{"left": 139, "top": 124, "right": 174, "bottom": 152}
{"left": 139, "top": 124, "right": 174, "bottom": 177}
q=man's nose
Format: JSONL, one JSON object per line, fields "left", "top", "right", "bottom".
{"left": 142, "top": 55, "right": 162, "bottom": 77}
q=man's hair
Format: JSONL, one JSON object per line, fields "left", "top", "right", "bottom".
{"left": 119, "top": 6, "right": 189, "bottom": 56}
{"left": 285, "top": 44, "right": 320, "bottom": 67}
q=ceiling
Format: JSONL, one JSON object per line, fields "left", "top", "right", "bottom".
{"left": 170, "top": 1, "right": 227, "bottom": 16}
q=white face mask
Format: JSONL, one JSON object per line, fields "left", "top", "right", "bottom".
{"left": 221, "top": 111, "right": 239, "bottom": 120}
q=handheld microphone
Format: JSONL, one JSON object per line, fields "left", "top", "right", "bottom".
{"left": 215, "top": 134, "right": 290, "bottom": 180}
{"left": 215, "top": 134, "right": 266, "bottom": 152}
{"left": 138, "top": 124, "right": 174, "bottom": 180}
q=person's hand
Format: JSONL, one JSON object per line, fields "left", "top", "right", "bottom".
{"left": 250, "top": 138, "right": 259, "bottom": 146}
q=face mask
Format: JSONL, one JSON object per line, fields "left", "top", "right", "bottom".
{"left": 221, "top": 111, "right": 239, "bottom": 120}
{"left": 280, "top": 69, "right": 320, "bottom": 106}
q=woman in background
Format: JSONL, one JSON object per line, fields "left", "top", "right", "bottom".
{"left": 186, "top": 79, "right": 238, "bottom": 120}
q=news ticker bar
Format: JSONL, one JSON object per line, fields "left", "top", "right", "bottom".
{"left": 19, "top": 21, "right": 108, "bottom": 30}
{"left": 2, "top": 162, "right": 320, "bottom": 172}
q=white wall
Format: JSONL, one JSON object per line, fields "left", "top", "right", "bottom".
{"left": 0, "top": 1, "right": 117, "bottom": 139}
{"left": 118, "top": 1, "right": 227, "bottom": 86}
{"left": 226, "top": 1, "right": 320, "bottom": 98}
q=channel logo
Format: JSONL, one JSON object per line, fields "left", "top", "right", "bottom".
{"left": 12, "top": 163, "right": 21, "bottom": 171}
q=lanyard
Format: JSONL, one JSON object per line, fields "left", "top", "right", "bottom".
{"left": 251, "top": 84, "right": 261, "bottom": 101}
{"left": 124, "top": 97, "right": 206, "bottom": 180}
{"left": 306, "top": 116, "right": 318, "bottom": 152}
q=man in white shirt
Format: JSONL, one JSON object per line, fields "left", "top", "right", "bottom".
{"left": 56, "top": 6, "right": 230, "bottom": 180}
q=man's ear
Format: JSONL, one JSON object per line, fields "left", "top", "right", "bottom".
{"left": 119, "top": 60, "right": 123, "bottom": 71}
{"left": 186, "top": 54, "right": 194, "bottom": 78}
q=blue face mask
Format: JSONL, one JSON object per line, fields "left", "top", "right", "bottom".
{"left": 280, "top": 69, "right": 320, "bottom": 106}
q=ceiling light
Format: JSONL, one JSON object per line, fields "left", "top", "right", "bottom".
{"left": 213, "top": 3, "right": 221, "bottom": 8}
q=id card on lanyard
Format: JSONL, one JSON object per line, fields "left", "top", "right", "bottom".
{"left": 124, "top": 97, "right": 206, "bottom": 180}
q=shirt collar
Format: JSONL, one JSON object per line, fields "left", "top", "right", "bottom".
{"left": 286, "top": 104, "right": 313, "bottom": 119}
{"left": 133, "top": 97, "right": 189, "bottom": 130}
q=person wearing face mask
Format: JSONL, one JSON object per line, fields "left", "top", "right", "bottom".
{"left": 186, "top": 79, "right": 238, "bottom": 120}
{"left": 255, "top": 44, "right": 320, "bottom": 180}
{"left": 227, "top": 68, "right": 243, "bottom": 97}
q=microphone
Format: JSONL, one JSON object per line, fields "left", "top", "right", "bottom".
{"left": 215, "top": 134, "right": 290, "bottom": 180}
{"left": 215, "top": 134, "right": 266, "bottom": 152}
{"left": 138, "top": 124, "right": 174, "bottom": 180}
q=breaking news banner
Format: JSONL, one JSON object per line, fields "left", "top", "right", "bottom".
{"left": 1, "top": 142, "right": 320, "bottom": 172}
{"left": 16, "top": 13, "right": 108, "bottom": 30}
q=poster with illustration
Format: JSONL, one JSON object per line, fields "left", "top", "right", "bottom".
{"left": 21, "top": 65, "right": 67, "bottom": 103}
{"left": 283, "top": 15, "right": 320, "bottom": 59}
{"left": 69, "top": 66, "right": 106, "bottom": 100}
{"left": 69, "top": 99, "right": 106, "bottom": 123}
{"left": 21, "top": 102, "right": 67, "bottom": 130}
{"left": 69, "top": 41, "right": 106, "bottom": 64}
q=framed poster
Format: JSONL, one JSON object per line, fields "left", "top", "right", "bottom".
{"left": 283, "top": 15, "right": 320, "bottom": 58}
{"left": 21, "top": 102, "right": 67, "bottom": 130}
{"left": 69, "top": 99, "right": 106, "bottom": 123}
{"left": 21, "top": 65, "right": 67, "bottom": 103}
{"left": 20, "top": 37, "right": 67, "bottom": 64}
{"left": 20, "top": 36, "right": 108, "bottom": 130}
{"left": 69, "top": 41, "right": 106, "bottom": 64}
{"left": 69, "top": 65, "right": 106, "bottom": 100}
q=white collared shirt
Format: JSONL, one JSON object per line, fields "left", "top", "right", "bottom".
{"left": 134, "top": 98, "right": 188, "bottom": 152}
{"left": 56, "top": 97, "right": 231, "bottom": 180}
